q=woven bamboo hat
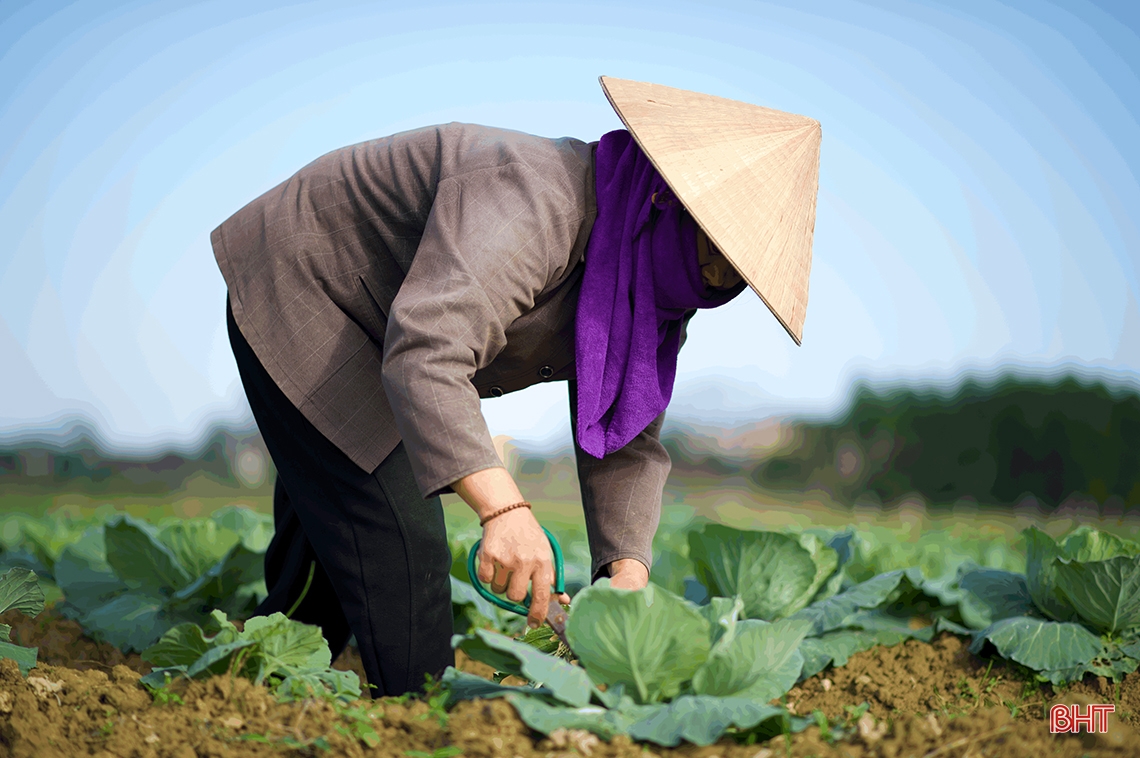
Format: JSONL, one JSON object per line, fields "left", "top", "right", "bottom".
{"left": 598, "top": 76, "right": 822, "bottom": 345}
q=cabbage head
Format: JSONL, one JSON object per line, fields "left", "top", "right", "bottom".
{"left": 1023, "top": 526, "right": 1140, "bottom": 637}
{"left": 687, "top": 525, "right": 838, "bottom": 620}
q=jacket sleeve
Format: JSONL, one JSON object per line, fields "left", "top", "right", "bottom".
{"left": 382, "top": 162, "right": 587, "bottom": 498}
{"left": 570, "top": 309, "right": 698, "bottom": 582}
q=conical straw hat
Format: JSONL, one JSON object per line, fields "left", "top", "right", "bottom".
{"left": 598, "top": 76, "right": 821, "bottom": 345}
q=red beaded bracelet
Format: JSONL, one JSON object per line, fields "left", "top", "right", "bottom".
{"left": 479, "top": 501, "right": 531, "bottom": 527}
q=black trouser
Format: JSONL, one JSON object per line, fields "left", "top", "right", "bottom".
{"left": 226, "top": 297, "right": 453, "bottom": 698}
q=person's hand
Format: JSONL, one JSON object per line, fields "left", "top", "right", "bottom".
{"left": 477, "top": 507, "right": 572, "bottom": 628}
{"left": 451, "top": 467, "right": 571, "bottom": 625}
{"left": 607, "top": 558, "right": 650, "bottom": 591}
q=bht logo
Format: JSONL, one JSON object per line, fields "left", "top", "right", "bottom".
{"left": 1049, "top": 703, "right": 1114, "bottom": 734}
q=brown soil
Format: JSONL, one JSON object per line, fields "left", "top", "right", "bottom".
{"left": 788, "top": 633, "right": 1051, "bottom": 722}
{"left": 786, "top": 632, "right": 1140, "bottom": 726}
{"left": 0, "top": 607, "right": 1137, "bottom": 757}
{"left": 0, "top": 605, "right": 151, "bottom": 677}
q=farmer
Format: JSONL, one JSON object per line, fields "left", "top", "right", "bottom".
{"left": 212, "top": 76, "right": 820, "bottom": 697}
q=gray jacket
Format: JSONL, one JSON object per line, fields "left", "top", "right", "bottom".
{"left": 211, "top": 122, "right": 693, "bottom": 580}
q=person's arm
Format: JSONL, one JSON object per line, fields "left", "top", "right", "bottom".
{"left": 382, "top": 163, "right": 586, "bottom": 498}
{"left": 382, "top": 158, "right": 588, "bottom": 626}
{"left": 570, "top": 385, "right": 669, "bottom": 589}
{"left": 569, "top": 309, "right": 699, "bottom": 590}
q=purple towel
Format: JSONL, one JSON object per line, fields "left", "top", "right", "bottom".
{"left": 574, "top": 130, "right": 745, "bottom": 458}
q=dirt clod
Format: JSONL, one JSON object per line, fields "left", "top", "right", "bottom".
{"left": 548, "top": 727, "right": 601, "bottom": 755}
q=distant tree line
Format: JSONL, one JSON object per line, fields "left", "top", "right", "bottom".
{"left": 750, "top": 376, "right": 1140, "bottom": 508}
{"left": 5, "top": 376, "right": 1138, "bottom": 508}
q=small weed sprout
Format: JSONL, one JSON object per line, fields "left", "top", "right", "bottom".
{"left": 404, "top": 748, "right": 463, "bottom": 758}
{"left": 417, "top": 673, "right": 451, "bottom": 728}
{"left": 149, "top": 671, "right": 186, "bottom": 707}
{"left": 812, "top": 709, "right": 833, "bottom": 742}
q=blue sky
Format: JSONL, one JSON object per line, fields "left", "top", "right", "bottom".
{"left": 1, "top": 0, "right": 1137, "bottom": 451}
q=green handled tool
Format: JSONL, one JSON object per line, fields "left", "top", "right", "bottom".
{"left": 466, "top": 526, "right": 572, "bottom": 650}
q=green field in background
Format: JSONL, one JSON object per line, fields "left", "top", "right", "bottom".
{"left": 5, "top": 471, "right": 1138, "bottom": 540}
{"left": 5, "top": 469, "right": 1139, "bottom": 594}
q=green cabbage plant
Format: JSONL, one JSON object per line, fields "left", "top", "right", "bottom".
{"left": 139, "top": 609, "right": 361, "bottom": 703}
{"left": 445, "top": 581, "right": 814, "bottom": 747}
{"left": 683, "top": 524, "right": 963, "bottom": 679}
{"left": 960, "top": 526, "right": 1140, "bottom": 683}
{"left": 0, "top": 567, "right": 46, "bottom": 676}
{"left": 53, "top": 509, "right": 270, "bottom": 653}
{"left": 687, "top": 525, "right": 839, "bottom": 620}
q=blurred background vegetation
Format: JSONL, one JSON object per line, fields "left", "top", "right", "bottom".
{"left": 719, "top": 375, "right": 1140, "bottom": 510}
{"left": 3, "top": 374, "right": 1137, "bottom": 517}
{"left": 1, "top": 372, "right": 1137, "bottom": 605}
